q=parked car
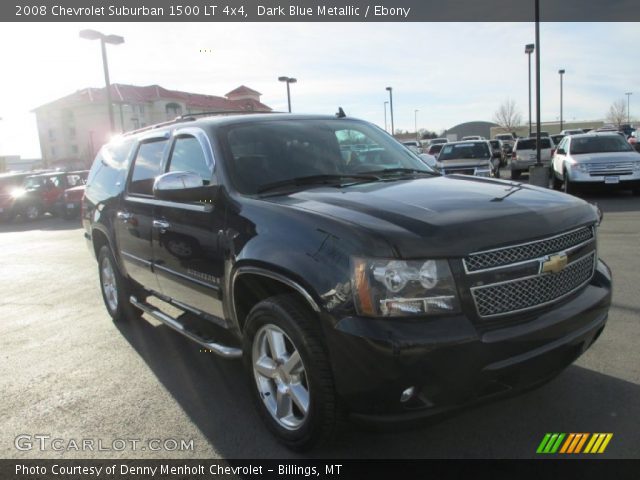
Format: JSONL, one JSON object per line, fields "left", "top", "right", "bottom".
{"left": 494, "top": 133, "right": 515, "bottom": 157}
{"left": 434, "top": 140, "right": 493, "bottom": 177}
{"left": 488, "top": 139, "right": 505, "bottom": 171}
{"left": 401, "top": 140, "right": 422, "bottom": 154}
{"left": 461, "top": 135, "right": 485, "bottom": 141}
{"left": 560, "top": 129, "right": 585, "bottom": 136}
{"left": 531, "top": 131, "right": 550, "bottom": 138}
{"left": 15, "top": 170, "right": 88, "bottom": 220}
{"left": 551, "top": 132, "right": 640, "bottom": 194}
{"left": 83, "top": 113, "right": 611, "bottom": 450}
{"left": 426, "top": 143, "right": 445, "bottom": 157}
{"left": 0, "top": 172, "right": 31, "bottom": 221}
{"left": 60, "top": 185, "right": 86, "bottom": 219}
{"left": 426, "top": 138, "right": 449, "bottom": 146}
{"left": 551, "top": 134, "right": 566, "bottom": 147}
{"left": 628, "top": 130, "right": 640, "bottom": 152}
{"left": 510, "top": 137, "right": 555, "bottom": 179}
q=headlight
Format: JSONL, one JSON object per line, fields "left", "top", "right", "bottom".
{"left": 632, "top": 161, "right": 640, "bottom": 171}
{"left": 570, "top": 162, "right": 589, "bottom": 173}
{"left": 352, "top": 258, "right": 460, "bottom": 317}
{"left": 10, "top": 188, "right": 26, "bottom": 199}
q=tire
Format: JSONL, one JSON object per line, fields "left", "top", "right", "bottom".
{"left": 552, "top": 171, "right": 562, "bottom": 190}
{"left": 510, "top": 169, "right": 521, "bottom": 180}
{"left": 243, "top": 294, "right": 340, "bottom": 451}
{"left": 562, "top": 169, "right": 575, "bottom": 195}
{"left": 97, "top": 245, "right": 143, "bottom": 323}
{"left": 632, "top": 188, "right": 640, "bottom": 196}
{"left": 23, "top": 204, "right": 41, "bottom": 221}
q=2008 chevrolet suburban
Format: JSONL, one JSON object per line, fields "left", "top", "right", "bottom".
{"left": 83, "top": 113, "right": 612, "bottom": 450}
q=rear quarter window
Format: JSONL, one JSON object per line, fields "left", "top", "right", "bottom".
{"left": 86, "top": 139, "right": 136, "bottom": 200}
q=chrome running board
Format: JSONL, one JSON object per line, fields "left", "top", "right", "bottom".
{"left": 130, "top": 295, "right": 242, "bottom": 359}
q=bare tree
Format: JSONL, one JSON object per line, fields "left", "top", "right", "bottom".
{"left": 606, "top": 99, "right": 628, "bottom": 127}
{"left": 493, "top": 98, "right": 522, "bottom": 132}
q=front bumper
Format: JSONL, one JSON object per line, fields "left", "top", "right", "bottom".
{"left": 566, "top": 168, "right": 640, "bottom": 185}
{"left": 323, "top": 259, "right": 611, "bottom": 423}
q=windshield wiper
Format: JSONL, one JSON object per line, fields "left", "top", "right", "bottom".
{"left": 361, "top": 167, "right": 435, "bottom": 176}
{"left": 257, "top": 174, "right": 380, "bottom": 194}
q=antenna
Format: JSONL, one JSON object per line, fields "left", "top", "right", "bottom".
{"left": 336, "top": 107, "right": 346, "bottom": 118}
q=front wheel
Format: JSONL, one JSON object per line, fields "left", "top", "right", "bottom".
{"left": 243, "top": 295, "right": 340, "bottom": 451}
{"left": 562, "top": 170, "right": 575, "bottom": 195}
{"left": 97, "top": 245, "right": 143, "bottom": 322}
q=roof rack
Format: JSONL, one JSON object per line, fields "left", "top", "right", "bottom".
{"left": 122, "top": 110, "right": 282, "bottom": 137}
{"left": 178, "top": 110, "right": 281, "bottom": 120}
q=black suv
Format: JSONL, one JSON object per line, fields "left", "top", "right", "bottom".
{"left": 83, "top": 113, "right": 612, "bottom": 450}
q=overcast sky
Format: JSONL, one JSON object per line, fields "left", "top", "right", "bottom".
{"left": 0, "top": 22, "right": 638, "bottom": 157}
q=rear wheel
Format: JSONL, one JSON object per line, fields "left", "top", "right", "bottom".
{"left": 97, "top": 245, "right": 143, "bottom": 322}
{"left": 243, "top": 294, "right": 340, "bottom": 451}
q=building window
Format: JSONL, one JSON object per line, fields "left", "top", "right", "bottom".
{"left": 48, "top": 129, "right": 55, "bottom": 141}
{"left": 51, "top": 147, "right": 56, "bottom": 157}
{"left": 138, "top": 104, "right": 145, "bottom": 116}
{"left": 69, "top": 127, "right": 76, "bottom": 138}
{"left": 165, "top": 102, "right": 182, "bottom": 119}
{"left": 71, "top": 145, "right": 78, "bottom": 155}
{"left": 132, "top": 118, "right": 140, "bottom": 129}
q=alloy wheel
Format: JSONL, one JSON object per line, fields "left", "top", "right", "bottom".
{"left": 252, "top": 324, "right": 310, "bottom": 430}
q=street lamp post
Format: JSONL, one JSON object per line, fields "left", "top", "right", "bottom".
{"left": 625, "top": 92, "right": 633, "bottom": 124}
{"left": 384, "top": 101, "right": 389, "bottom": 132}
{"left": 414, "top": 109, "right": 419, "bottom": 141}
{"left": 79, "top": 29, "right": 124, "bottom": 134}
{"left": 525, "top": 44, "right": 535, "bottom": 137}
{"left": 559, "top": 69, "right": 565, "bottom": 131}
{"left": 278, "top": 76, "right": 297, "bottom": 113}
{"left": 386, "top": 87, "right": 394, "bottom": 136}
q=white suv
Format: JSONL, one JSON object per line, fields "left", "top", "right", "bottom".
{"left": 552, "top": 133, "right": 640, "bottom": 194}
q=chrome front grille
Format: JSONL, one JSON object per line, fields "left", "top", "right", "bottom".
{"left": 471, "top": 252, "right": 596, "bottom": 318}
{"left": 586, "top": 162, "right": 635, "bottom": 176}
{"left": 464, "top": 226, "right": 594, "bottom": 273}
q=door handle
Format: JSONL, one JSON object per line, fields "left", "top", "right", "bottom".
{"left": 153, "top": 220, "right": 171, "bottom": 232}
{"left": 117, "top": 211, "right": 133, "bottom": 223}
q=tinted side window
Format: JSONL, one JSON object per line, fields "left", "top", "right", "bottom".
{"left": 168, "top": 136, "right": 212, "bottom": 184}
{"left": 129, "top": 139, "right": 168, "bottom": 196}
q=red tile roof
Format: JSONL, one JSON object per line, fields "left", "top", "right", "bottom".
{"left": 225, "top": 85, "right": 261, "bottom": 97}
{"left": 34, "top": 84, "right": 271, "bottom": 112}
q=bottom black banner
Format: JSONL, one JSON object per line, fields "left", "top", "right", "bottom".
{"left": 1, "top": 459, "right": 638, "bottom": 480}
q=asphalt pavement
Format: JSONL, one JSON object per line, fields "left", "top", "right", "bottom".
{"left": 0, "top": 179, "right": 638, "bottom": 459}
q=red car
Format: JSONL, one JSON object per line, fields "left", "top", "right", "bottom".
{"left": 14, "top": 171, "right": 88, "bottom": 221}
{"left": 60, "top": 184, "right": 86, "bottom": 219}
{"left": 0, "top": 172, "right": 31, "bottom": 221}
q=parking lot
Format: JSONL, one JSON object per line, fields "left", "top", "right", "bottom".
{"left": 1, "top": 180, "right": 639, "bottom": 459}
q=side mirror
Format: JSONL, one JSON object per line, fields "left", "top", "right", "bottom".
{"left": 556, "top": 148, "right": 566, "bottom": 155}
{"left": 153, "top": 171, "right": 217, "bottom": 203}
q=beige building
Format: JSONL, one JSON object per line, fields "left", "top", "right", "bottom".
{"left": 33, "top": 84, "right": 271, "bottom": 168}
{"left": 490, "top": 120, "right": 606, "bottom": 139}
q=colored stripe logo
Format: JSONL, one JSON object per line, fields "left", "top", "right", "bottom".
{"left": 537, "top": 433, "right": 612, "bottom": 454}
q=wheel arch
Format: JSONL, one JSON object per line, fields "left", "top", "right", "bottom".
{"left": 231, "top": 266, "right": 322, "bottom": 333}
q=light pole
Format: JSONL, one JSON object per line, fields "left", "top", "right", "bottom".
{"left": 79, "top": 29, "right": 124, "bottom": 134}
{"left": 278, "top": 76, "right": 297, "bottom": 113}
{"left": 625, "top": 92, "right": 632, "bottom": 124}
{"left": 384, "top": 101, "right": 389, "bottom": 132}
{"left": 559, "top": 69, "right": 565, "bottom": 131}
{"left": 414, "top": 109, "right": 419, "bottom": 141}
{"left": 386, "top": 87, "right": 394, "bottom": 136}
{"left": 525, "top": 44, "right": 535, "bottom": 137}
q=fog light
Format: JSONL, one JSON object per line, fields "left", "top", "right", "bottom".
{"left": 400, "top": 386, "right": 415, "bottom": 403}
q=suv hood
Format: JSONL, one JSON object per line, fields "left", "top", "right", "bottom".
{"left": 572, "top": 151, "right": 640, "bottom": 163}
{"left": 265, "top": 175, "right": 596, "bottom": 257}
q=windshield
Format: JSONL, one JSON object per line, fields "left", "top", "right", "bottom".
{"left": 489, "top": 140, "right": 500, "bottom": 148}
{"left": 438, "top": 142, "right": 490, "bottom": 160}
{"left": 570, "top": 135, "right": 634, "bottom": 154}
{"left": 222, "top": 119, "right": 434, "bottom": 194}
{"left": 495, "top": 135, "right": 512, "bottom": 141}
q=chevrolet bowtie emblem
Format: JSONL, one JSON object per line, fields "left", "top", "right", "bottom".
{"left": 542, "top": 254, "right": 568, "bottom": 274}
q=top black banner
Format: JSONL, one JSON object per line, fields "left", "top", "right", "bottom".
{"left": 4, "top": 0, "right": 640, "bottom": 22}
